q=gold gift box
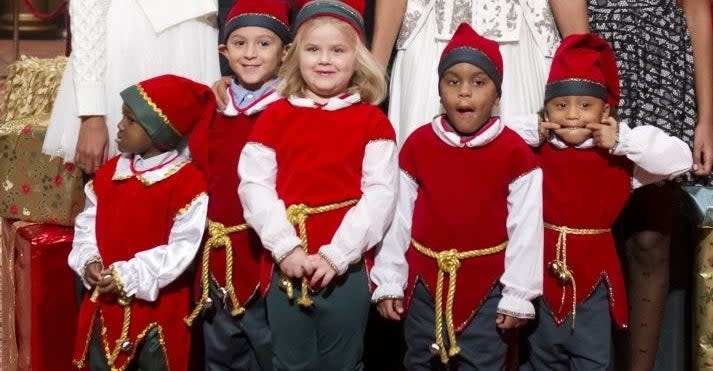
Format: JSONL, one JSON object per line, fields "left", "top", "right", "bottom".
{"left": 0, "top": 56, "right": 67, "bottom": 123}
{"left": 0, "top": 114, "right": 84, "bottom": 226}
{"left": 683, "top": 186, "right": 713, "bottom": 370}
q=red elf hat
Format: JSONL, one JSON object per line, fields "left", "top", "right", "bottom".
{"left": 119, "top": 74, "right": 216, "bottom": 151}
{"left": 438, "top": 23, "right": 504, "bottom": 96}
{"left": 223, "top": 0, "right": 291, "bottom": 44}
{"left": 293, "top": 0, "right": 365, "bottom": 37}
{"left": 545, "top": 33, "right": 620, "bottom": 107}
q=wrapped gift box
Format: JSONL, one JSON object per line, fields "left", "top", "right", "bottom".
{"left": 0, "top": 113, "right": 85, "bottom": 226}
{"left": 683, "top": 186, "right": 713, "bottom": 370}
{"left": 0, "top": 56, "right": 67, "bottom": 123}
{"left": 2, "top": 219, "right": 77, "bottom": 371}
{"left": 0, "top": 218, "right": 19, "bottom": 371}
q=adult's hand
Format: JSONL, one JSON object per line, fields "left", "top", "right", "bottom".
{"left": 75, "top": 115, "right": 109, "bottom": 174}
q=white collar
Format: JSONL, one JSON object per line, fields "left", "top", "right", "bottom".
{"left": 431, "top": 115, "right": 504, "bottom": 148}
{"left": 223, "top": 89, "right": 281, "bottom": 117}
{"left": 287, "top": 93, "right": 362, "bottom": 111}
{"left": 112, "top": 150, "right": 190, "bottom": 186}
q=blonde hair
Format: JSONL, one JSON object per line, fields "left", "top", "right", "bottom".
{"left": 277, "top": 17, "right": 387, "bottom": 105}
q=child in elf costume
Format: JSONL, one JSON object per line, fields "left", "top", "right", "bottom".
{"left": 68, "top": 74, "right": 213, "bottom": 371}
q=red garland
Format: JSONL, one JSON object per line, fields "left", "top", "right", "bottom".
{"left": 20, "top": 0, "right": 67, "bottom": 22}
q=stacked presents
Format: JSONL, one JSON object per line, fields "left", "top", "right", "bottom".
{"left": 0, "top": 56, "right": 84, "bottom": 371}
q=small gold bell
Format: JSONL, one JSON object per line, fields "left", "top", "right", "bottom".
{"left": 218, "top": 287, "right": 228, "bottom": 299}
{"left": 557, "top": 270, "right": 571, "bottom": 285}
{"left": 548, "top": 261, "right": 560, "bottom": 276}
{"left": 204, "top": 297, "right": 214, "bottom": 309}
{"left": 429, "top": 343, "right": 441, "bottom": 355}
{"left": 120, "top": 340, "right": 133, "bottom": 353}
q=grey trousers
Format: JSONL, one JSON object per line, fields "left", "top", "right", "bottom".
{"left": 520, "top": 283, "right": 612, "bottom": 371}
{"left": 202, "top": 281, "right": 272, "bottom": 371}
{"left": 404, "top": 282, "right": 508, "bottom": 371}
{"left": 266, "top": 263, "right": 370, "bottom": 371}
{"left": 89, "top": 324, "right": 167, "bottom": 371}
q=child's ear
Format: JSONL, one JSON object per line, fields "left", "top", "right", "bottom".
{"left": 282, "top": 43, "right": 292, "bottom": 63}
{"left": 218, "top": 44, "right": 229, "bottom": 58}
{"left": 602, "top": 103, "right": 611, "bottom": 120}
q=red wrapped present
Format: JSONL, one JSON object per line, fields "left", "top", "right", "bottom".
{"left": 3, "top": 219, "right": 77, "bottom": 371}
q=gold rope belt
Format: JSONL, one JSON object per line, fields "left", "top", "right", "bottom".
{"left": 411, "top": 238, "right": 507, "bottom": 364}
{"left": 90, "top": 267, "right": 135, "bottom": 366}
{"left": 544, "top": 223, "right": 610, "bottom": 327}
{"left": 279, "top": 199, "right": 358, "bottom": 308}
{"left": 184, "top": 220, "right": 250, "bottom": 326}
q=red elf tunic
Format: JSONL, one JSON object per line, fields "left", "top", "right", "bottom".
{"left": 401, "top": 121, "right": 538, "bottom": 331}
{"left": 72, "top": 155, "right": 207, "bottom": 371}
{"left": 187, "top": 89, "right": 280, "bottom": 320}
{"left": 247, "top": 96, "right": 396, "bottom": 290}
{"left": 538, "top": 143, "right": 631, "bottom": 328}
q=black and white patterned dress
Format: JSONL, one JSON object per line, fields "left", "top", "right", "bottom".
{"left": 588, "top": 0, "right": 697, "bottom": 150}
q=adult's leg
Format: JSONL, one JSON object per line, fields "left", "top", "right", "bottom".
{"left": 618, "top": 183, "right": 677, "bottom": 371}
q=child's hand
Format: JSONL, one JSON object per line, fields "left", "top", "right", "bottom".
{"left": 83, "top": 261, "right": 103, "bottom": 287}
{"left": 96, "top": 268, "right": 119, "bottom": 295}
{"left": 211, "top": 76, "right": 233, "bottom": 111}
{"left": 586, "top": 116, "right": 619, "bottom": 149}
{"left": 539, "top": 120, "right": 561, "bottom": 144}
{"left": 495, "top": 314, "right": 528, "bottom": 330}
{"left": 376, "top": 298, "right": 405, "bottom": 321}
{"left": 279, "top": 248, "right": 313, "bottom": 279}
{"left": 307, "top": 254, "right": 337, "bottom": 289}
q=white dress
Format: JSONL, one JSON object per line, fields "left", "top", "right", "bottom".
{"left": 388, "top": 0, "right": 561, "bottom": 143}
{"left": 44, "top": 0, "right": 221, "bottom": 161}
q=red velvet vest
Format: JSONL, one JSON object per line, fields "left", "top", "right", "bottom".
{"left": 402, "top": 123, "right": 538, "bottom": 331}
{"left": 73, "top": 156, "right": 206, "bottom": 371}
{"left": 538, "top": 143, "right": 632, "bottom": 328}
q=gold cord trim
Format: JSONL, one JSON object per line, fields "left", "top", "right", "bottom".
{"left": 280, "top": 199, "right": 358, "bottom": 308}
{"left": 185, "top": 221, "right": 250, "bottom": 326}
{"left": 411, "top": 238, "right": 507, "bottom": 364}
{"left": 544, "top": 223, "right": 609, "bottom": 328}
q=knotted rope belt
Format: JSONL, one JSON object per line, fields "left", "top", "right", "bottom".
{"left": 411, "top": 238, "right": 507, "bottom": 364}
{"left": 184, "top": 220, "right": 250, "bottom": 326}
{"left": 280, "top": 199, "right": 358, "bottom": 308}
{"left": 544, "top": 223, "right": 610, "bottom": 327}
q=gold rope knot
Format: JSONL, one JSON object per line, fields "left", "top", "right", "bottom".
{"left": 286, "top": 204, "right": 309, "bottom": 226}
{"left": 280, "top": 200, "right": 358, "bottom": 308}
{"left": 185, "top": 220, "right": 249, "bottom": 326}
{"left": 436, "top": 250, "right": 461, "bottom": 274}
{"left": 412, "top": 239, "right": 507, "bottom": 363}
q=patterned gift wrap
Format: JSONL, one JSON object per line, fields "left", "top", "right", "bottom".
{"left": 0, "top": 56, "right": 67, "bottom": 123}
{"left": 0, "top": 114, "right": 85, "bottom": 226}
{"left": 683, "top": 186, "right": 713, "bottom": 370}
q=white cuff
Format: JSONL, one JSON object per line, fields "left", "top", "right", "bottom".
{"left": 496, "top": 294, "right": 535, "bottom": 319}
{"left": 371, "top": 282, "right": 405, "bottom": 303}
{"left": 78, "top": 255, "right": 102, "bottom": 289}
{"left": 318, "top": 244, "right": 350, "bottom": 275}
{"left": 609, "top": 121, "right": 631, "bottom": 156}
{"left": 272, "top": 236, "right": 303, "bottom": 263}
{"left": 75, "top": 83, "right": 106, "bottom": 115}
{"left": 111, "top": 261, "right": 138, "bottom": 299}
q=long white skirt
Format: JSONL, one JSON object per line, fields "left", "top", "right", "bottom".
{"left": 388, "top": 9, "right": 552, "bottom": 144}
{"left": 43, "top": 0, "right": 221, "bottom": 161}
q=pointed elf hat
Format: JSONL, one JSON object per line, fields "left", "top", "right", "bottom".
{"left": 545, "top": 33, "right": 620, "bottom": 107}
{"left": 223, "top": 0, "right": 291, "bottom": 44}
{"left": 293, "top": 0, "right": 365, "bottom": 37}
{"left": 119, "top": 74, "right": 216, "bottom": 151}
{"left": 438, "top": 22, "right": 504, "bottom": 95}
